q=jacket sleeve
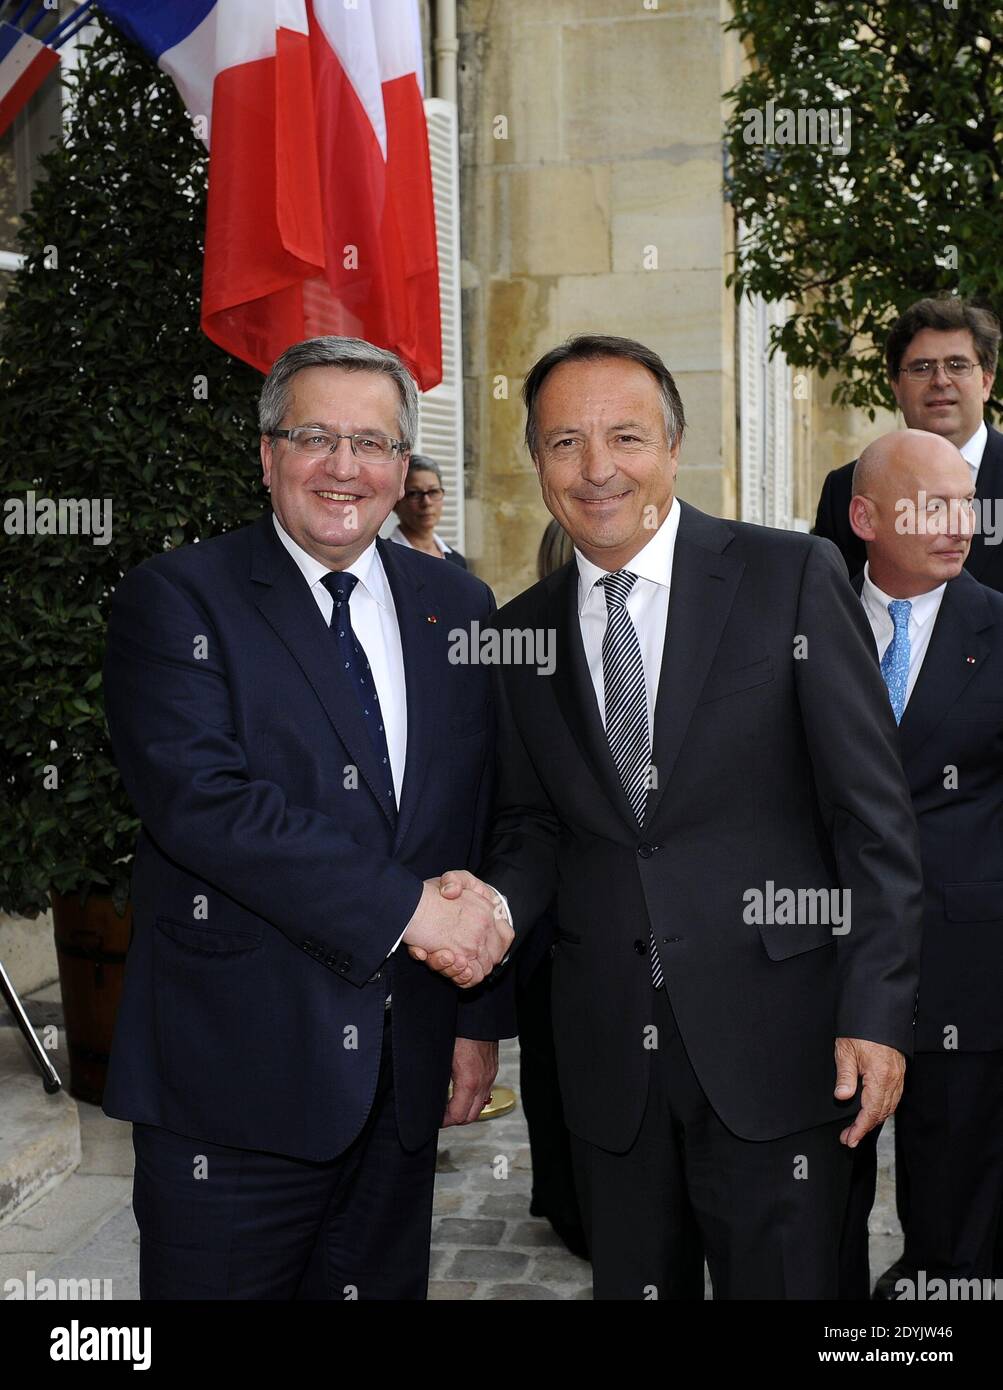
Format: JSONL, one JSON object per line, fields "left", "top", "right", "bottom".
{"left": 478, "top": 656, "right": 561, "bottom": 952}
{"left": 103, "top": 561, "right": 422, "bottom": 987}
{"left": 793, "top": 538, "right": 924, "bottom": 1053}
{"left": 454, "top": 587, "right": 518, "bottom": 1041}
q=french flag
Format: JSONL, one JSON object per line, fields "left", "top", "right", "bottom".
{"left": 0, "top": 2, "right": 93, "bottom": 138}
{"left": 97, "top": 0, "right": 441, "bottom": 388}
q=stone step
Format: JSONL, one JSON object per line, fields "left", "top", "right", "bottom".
{"left": 0, "top": 1028, "right": 80, "bottom": 1228}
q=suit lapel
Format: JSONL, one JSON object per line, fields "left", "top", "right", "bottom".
{"left": 897, "top": 572, "right": 993, "bottom": 763}
{"left": 644, "top": 504, "right": 745, "bottom": 828}
{"left": 250, "top": 516, "right": 395, "bottom": 828}
{"left": 376, "top": 538, "right": 445, "bottom": 852}
{"left": 966, "top": 425, "right": 1003, "bottom": 580}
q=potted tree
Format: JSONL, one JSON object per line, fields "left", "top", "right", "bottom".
{"left": 0, "top": 17, "right": 264, "bottom": 1102}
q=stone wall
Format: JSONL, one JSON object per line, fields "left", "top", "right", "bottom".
{"left": 458, "top": 0, "right": 742, "bottom": 602}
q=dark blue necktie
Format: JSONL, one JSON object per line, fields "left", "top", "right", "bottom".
{"left": 320, "top": 570, "right": 396, "bottom": 817}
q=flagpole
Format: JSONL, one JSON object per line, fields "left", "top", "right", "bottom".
{"left": 48, "top": 3, "right": 95, "bottom": 50}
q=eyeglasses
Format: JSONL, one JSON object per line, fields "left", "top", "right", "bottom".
{"left": 271, "top": 427, "right": 405, "bottom": 461}
{"left": 898, "top": 357, "right": 981, "bottom": 382}
{"left": 403, "top": 487, "right": 444, "bottom": 501}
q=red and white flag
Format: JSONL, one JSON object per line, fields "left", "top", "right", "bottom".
{"left": 98, "top": 0, "right": 442, "bottom": 386}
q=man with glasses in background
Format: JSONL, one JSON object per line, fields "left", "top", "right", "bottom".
{"left": 390, "top": 454, "right": 467, "bottom": 567}
{"left": 814, "top": 297, "right": 1003, "bottom": 1297}
{"left": 102, "top": 335, "right": 513, "bottom": 1299}
{"left": 814, "top": 297, "right": 1003, "bottom": 593}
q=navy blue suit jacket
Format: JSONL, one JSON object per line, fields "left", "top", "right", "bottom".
{"left": 853, "top": 567, "right": 1003, "bottom": 1051}
{"left": 101, "top": 512, "right": 514, "bottom": 1160}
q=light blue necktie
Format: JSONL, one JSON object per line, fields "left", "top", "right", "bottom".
{"left": 880, "top": 599, "right": 912, "bottom": 724}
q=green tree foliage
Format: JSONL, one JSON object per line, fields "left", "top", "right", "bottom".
{"left": 0, "top": 17, "right": 265, "bottom": 916}
{"left": 724, "top": 2, "right": 1003, "bottom": 414}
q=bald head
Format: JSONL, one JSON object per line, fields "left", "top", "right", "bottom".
{"left": 849, "top": 428, "right": 974, "bottom": 596}
{"left": 852, "top": 428, "right": 967, "bottom": 501}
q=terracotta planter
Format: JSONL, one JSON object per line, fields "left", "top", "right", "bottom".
{"left": 50, "top": 890, "right": 132, "bottom": 1105}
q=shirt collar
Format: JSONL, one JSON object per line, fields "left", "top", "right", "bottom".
{"left": 575, "top": 495, "right": 681, "bottom": 616}
{"left": 861, "top": 561, "right": 946, "bottom": 629}
{"left": 960, "top": 420, "right": 988, "bottom": 471}
{"left": 272, "top": 512, "right": 389, "bottom": 608}
{"left": 390, "top": 525, "right": 452, "bottom": 554}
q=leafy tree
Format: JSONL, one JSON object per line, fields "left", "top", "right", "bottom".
{"left": 724, "top": 1, "right": 1003, "bottom": 415}
{"left": 0, "top": 16, "right": 265, "bottom": 916}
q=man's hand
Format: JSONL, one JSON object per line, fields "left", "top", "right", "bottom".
{"left": 407, "top": 871, "right": 512, "bottom": 986}
{"left": 402, "top": 879, "right": 512, "bottom": 988}
{"left": 442, "top": 1038, "right": 499, "bottom": 1127}
{"left": 834, "top": 1037, "right": 906, "bottom": 1147}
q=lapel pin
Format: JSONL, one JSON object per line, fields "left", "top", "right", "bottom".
{"left": 966, "top": 656, "right": 976, "bottom": 664}
{"left": 427, "top": 614, "right": 438, "bottom": 624}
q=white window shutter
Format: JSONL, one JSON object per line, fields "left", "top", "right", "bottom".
{"left": 413, "top": 96, "right": 464, "bottom": 551}
{"left": 739, "top": 288, "right": 765, "bottom": 525}
{"left": 738, "top": 221, "right": 794, "bottom": 530}
{"left": 765, "top": 298, "right": 793, "bottom": 529}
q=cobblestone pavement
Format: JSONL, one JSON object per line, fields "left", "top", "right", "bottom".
{"left": 1, "top": 1005, "right": 899, "bottom": 1301}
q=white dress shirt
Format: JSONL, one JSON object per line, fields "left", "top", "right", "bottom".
{"left": 575, "top": 497, "right": 681, "bottom": 739}
{"left": 859, "top": 562, "right": 947, "bottom": 709}
{"left": 389, "top": 525, "right": 454, "bottom": 556}
{"left": 960, "top": 420, "right": 988, "bottom": 485}
{"left": 273, "top": 515, "right": 411, "bottom": 972}
{"left": 272, "top": 515, "right": 408, "bottom": 805}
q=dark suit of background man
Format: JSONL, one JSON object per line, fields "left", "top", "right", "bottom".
{"left": 838, "top": 430, "right": 1003, "bottom": 1296}
{"left": 814, "top": 296, "right": 1003, "bottom": 592}
{"left": 102, "top": 336, "right": 513, "bottom": 1300}
{"left": 429, "top": 335, "right": 925, "bottom": 1300}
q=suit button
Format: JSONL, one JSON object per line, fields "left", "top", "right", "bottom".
{"left": 338, "top": 960, "right": 351, "bottom": 974}
{"left": 637, "top": 843, "right": 655, "bottom": 859}
{"left": 633, "top": 939, "right": 647, "bottom": 954}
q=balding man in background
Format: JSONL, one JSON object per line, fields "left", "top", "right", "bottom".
{"left": 840, "top": 429, "right": 1003, "bottom": 1297}
{"left": 814, "top": 297, "right": 1003, "bottom": 593}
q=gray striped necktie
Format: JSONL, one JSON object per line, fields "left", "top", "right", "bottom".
{"left": 600, "top": 569, "right": 663, "bottom": 989}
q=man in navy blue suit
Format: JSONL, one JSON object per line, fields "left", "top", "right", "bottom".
{"left": 102, "top": 336, "right": 514, "bottom": 1300}
{"left": 839, "top": 428, "right": 1003, "bottom": 1295}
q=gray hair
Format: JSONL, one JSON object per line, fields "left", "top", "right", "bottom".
{"left": 407, "top": 454, "right": 443, "bottom": 484}
{"left": 259, "top": 336, "right": 419, "bottom": 449}
{"left": 522, "top": 334, "right": 686, "bottom": 459}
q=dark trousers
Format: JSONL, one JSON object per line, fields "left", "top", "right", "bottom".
{"left": 899, "top": 1051, "right": 1003, "bottom": 1277}
{"left": 132, "top": 1013, "right": 438, "bottom": 1299}
{"left": 516, "top": 945, "right": 584, "bottom": 1239}
{"left": 570, "top": 985, "right": 852, "bottom": 1300}
{"left": 839, "top": 1050, "right": 1003, "bottom": 1295}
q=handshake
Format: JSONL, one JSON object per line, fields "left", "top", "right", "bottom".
{"left": 401, "top": 870, "right": 514, "bottom": 988}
